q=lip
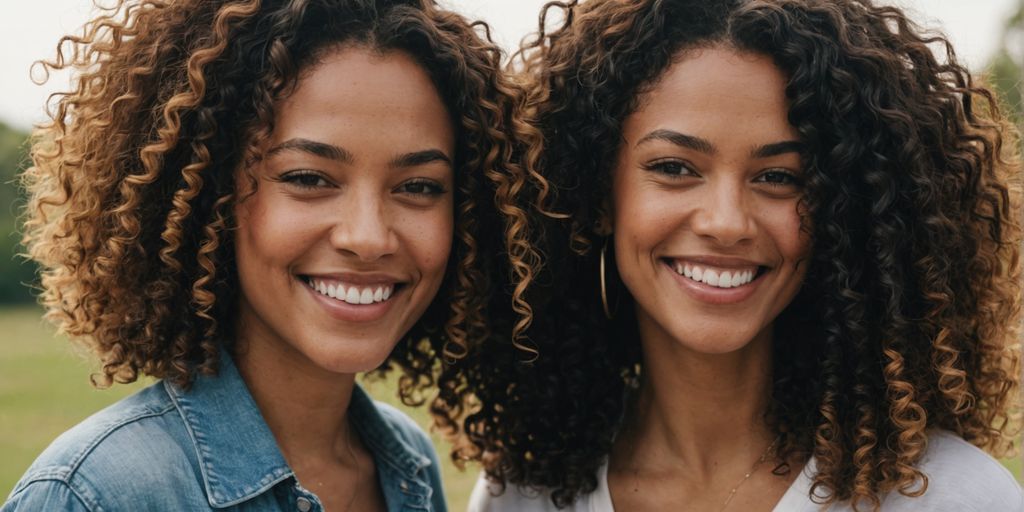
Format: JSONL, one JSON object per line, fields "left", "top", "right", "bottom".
{"left": 299, "top": 275, "right": 404, "bottom": 322}
{"left": 669, "top": 255, "right": 767, "bottom": 269}
{"left": 300, "top": 271, "right": 406, "bottom": 285}
{"left": 662, "top": 259, "right": 766, "bottom": 305}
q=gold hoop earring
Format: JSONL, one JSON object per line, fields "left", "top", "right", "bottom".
{"left": 600, "top": 239, "right": 615, "bottom": 319}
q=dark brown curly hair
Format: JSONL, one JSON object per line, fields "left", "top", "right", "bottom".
{"left": 457, "top": 0, "right": 1024, "bottom": 509}
{"left": 21, "top": 0, "right": 551, "bottom": 420}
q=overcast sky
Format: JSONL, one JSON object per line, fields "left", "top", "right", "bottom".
{"left": 0, "top": 0, "right": 1017, "bottom": 130}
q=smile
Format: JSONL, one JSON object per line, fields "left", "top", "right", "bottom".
{"left": 663, "top": 258, "right": 768, "bottom": 305}
{"left": 304, "top": 277, "right": 397, "bottom": 305}
{"left": 672, "top": 262, "right": 758, "bottom": 289}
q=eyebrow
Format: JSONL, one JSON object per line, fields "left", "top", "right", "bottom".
{"left": 267, "top": 138, "right": 353, "bottom": 163}
{"left": 266, "top": 139, "right": 452, "bottom": 169}
{"left": 637, "top": 129, "right": 803, "bottom": 159}
{"left": 751, "top": 140, "right": 804, "bottom": 159}
{"left": 390, "top": 149, "right": 452, "bottom": 168}
{"left": 636, "top": 129, "right": 716, "bottom": 154}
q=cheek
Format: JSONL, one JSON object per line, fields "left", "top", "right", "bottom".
{"left": 401, "top": 208, "right": 453, "bottom": 276}
{"left": 235, "top": 192, "right": 317, "bottom": 268}
{"left": 612, "top": 178, "right": 679, "bottom": 255}
{"left": 766, "top": 202, "right": 811, "bottom": 267}
{"left": 612, "top": 168, "right": 642, "bottom": 235}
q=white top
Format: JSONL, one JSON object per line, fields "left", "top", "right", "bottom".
{"left": 468, "top": 431, "right": 1024, "bottom": 511}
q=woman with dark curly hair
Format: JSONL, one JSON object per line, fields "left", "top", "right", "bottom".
{"left": 3, "top": 0, "right": 545, "bottom": 511}
{"left": 466, "top": 0, "right": 1024, "bottom": 510}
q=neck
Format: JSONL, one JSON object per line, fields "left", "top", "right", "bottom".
{"left": 614, "top": 313, "right": 776, "bottom": 477}
{"left": 234, "top": 324, "right": 358, "bottom": 465}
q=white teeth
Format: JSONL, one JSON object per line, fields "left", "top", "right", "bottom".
{"left": 308, "top": 279, "right": 396, "bottom": 305}
{"left": 703, "top": 269, "right": 719, "bottom": 286}
{"left": 672, "top": 263, "right": 757, "bottom": 289}
{"left": 719, "top": 271, "right": 732, "bottom": 287}
{"left": 731, "top": 271, "right": 745, "bottom": 287}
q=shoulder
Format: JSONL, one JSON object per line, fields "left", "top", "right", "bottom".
{"left": 811, "top": 430, "right": 1024, "bottom": 512}
{"left": 5, "top": 382, "right": 193, "bottom": 510}
{"left": 2, "top": 480, "right": 92, "bottom": 512}
{"left": 882, "top": 430, "right": 1023, "bottom": 511}
{"left": 468, "top": 473, "right": 571, "bottom": 512}
{"left": 780, "top": 431, "right": 1022, "bottom": 512}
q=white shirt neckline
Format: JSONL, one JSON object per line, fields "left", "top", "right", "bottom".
{"left": 588, "top": 456, "right": 819, "bottom": 512}
{"left": 469, "top": 430, "right": 1024, "bottom": 512}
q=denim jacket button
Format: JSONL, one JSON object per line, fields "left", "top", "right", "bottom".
{"left": 400, "top": 480, "right": 409, "bottom": 491}
{"left": 296, "top": 496, "right": 312, "bottom": 512}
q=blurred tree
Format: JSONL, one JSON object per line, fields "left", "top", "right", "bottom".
{"left": 0, "top": 120, "right": 36, "bottom": 304}
{"left": 988, "top": 0, "right": 1024, "bottom": 126}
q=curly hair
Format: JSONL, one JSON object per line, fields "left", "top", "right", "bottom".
{"left": 459, "top": 0, "right": 1024, "bottom": 509}
{"left": 20, "top": 0, "right": 551, "bottom": 425}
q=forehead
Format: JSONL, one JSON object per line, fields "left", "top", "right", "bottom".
{"left": 625, "top": 47, "right": 798, "bottom": 146}
{"left": 269, "top": 46, "right": 454, "bottom": 155}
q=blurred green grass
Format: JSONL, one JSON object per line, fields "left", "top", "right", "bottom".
{"left": 0, "top": 305, "right": 479, "bottom": 510}
{"left": 2, "top": 305, "right": 1021, "bottom": 511}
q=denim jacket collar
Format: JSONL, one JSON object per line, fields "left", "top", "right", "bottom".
{"left": 348, "top": 384, "right": 436, "bottom": 510}
{"left": 164, "top": 349, "right": 437, "bottom": 510}
{"left": 164, "top": 352, "right": 292, "bottom": 508}
{"left": 348, "top": 386, "right": 432, "bottom": 480}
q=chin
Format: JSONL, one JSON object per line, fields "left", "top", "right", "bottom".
{"left": 301, "top": 339, "right": 398, "bottom": 375}
{"left": 670, "top": 325, "right": 770, "bottom": 356}
{"left": 680, "top": 339, "right": 751, "bottom": 355}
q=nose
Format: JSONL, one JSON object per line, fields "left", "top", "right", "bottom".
{"left": 328, "top": 192, "right": 399, "bottom": 262}
{"left": 690, "top": 177, "right": 756, "bottom": 246}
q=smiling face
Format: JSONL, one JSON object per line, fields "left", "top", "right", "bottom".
{"left": 612, "top": 46, "right": 810, "bottom": 356}
{"left": 233, "top": 46, "right": 455, "bottom": 374}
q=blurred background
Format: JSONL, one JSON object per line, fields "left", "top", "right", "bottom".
{"left": 2, "top": 1, "right": 1023, "bottom": 510}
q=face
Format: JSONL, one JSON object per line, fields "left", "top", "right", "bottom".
{"left": 234, "top": 46, "right": 455, "bottom": 374}
{"left": 612, "top": 46, "right": 810, "bottom": 356}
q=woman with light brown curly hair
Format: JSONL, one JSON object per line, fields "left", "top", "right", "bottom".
{"left": 2, "top": 0, "right": 546, "bottom": 510}
{"left": 466, "top": 0, "right": 1024, "bottom": 511}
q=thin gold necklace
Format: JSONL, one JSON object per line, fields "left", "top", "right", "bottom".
{"left": 719, "top": 435, "right": 780, "bottom": 511}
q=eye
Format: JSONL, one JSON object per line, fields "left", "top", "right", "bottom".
{"left": 755, "top": 169, "right": 802, "bottom": 188}
{"left": 278, "top": 170, "right": 331, "bottom": 189}
{"left": 396, "top": 178, "right": 446, "bottom": 197}
{"left": 642, "top": 159, "right": 698, "bottom": 178}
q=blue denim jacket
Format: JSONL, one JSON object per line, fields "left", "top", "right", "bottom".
{"left": 3, "top": 351, "right": 447, "bottom": 511}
